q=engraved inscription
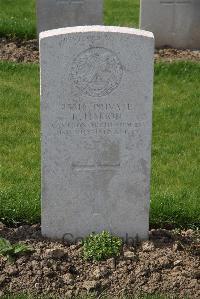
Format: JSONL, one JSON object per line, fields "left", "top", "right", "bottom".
{"left": 52, "top": 102, "right": 139, "bottom": 136}
{"left": 70, "top": 47, "right": 123, "bottom": 97}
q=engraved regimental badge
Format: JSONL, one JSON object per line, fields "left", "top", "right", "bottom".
{"left": 70, "top": 47, "right": 123, "bottom": 97}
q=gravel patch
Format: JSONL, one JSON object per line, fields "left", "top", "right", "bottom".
{"left": 0, "top": 38, "right": 39, "bottom": 63}
{"left": 0, "top": 38, "right": 200, "bottom": 64}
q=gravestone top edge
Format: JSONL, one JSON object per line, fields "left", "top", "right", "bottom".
{"left": 39, "top": 25, "right": 154, "bottom": 40}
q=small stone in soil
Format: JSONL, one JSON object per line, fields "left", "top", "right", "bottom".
{"left": 124, "top": 251, "right": 137, "bottom": 260}
{"left": 142, "top": 241, "right": 155, "bottom": 252}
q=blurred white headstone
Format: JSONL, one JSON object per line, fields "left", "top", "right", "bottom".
{"left": 40, "top": 26, "right": 154, "bottom": 241}
{"left": 140, "top": 0, "right": 200, "bottom": 49}
{"left": 36, "top": 0, "right": 103, "bottom": 34}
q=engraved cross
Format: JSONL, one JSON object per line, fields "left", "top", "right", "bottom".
{"left": 56, "top": 0, "right": 84, "bottom": 4}
{"left": 160, "top": 0, "right": 191, "bottom": 15}
{"left": 160, "top": 0, "right": 191, "bottom": 12}
{"left": 160, "top": 0, "right": 191, "bottom": 42}
{"left": 72, "top": 161, "right": 121, "bottom": 172}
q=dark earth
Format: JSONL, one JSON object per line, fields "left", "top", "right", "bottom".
{"left": 0, "top": 38, "right": 200, "bottom": 63}
{"left": 0, "top": 223, "right": 199, "bottom": 298}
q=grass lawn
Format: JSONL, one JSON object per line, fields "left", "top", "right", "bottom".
{"left": 104, "top": 0, "right": 140, "bottom": 28}
{"left": 0, "top": 60, "right": 200, "bottom": 228}
{"left": 0, "top": 0, "right": 36, "bottom": 39}
{"left": 0, "top": 62, "right": 40, "bottom": 224}
{"left": 151, "top": 62, "right": 200, "bottom": 228}
{"left": 0, "top": 0, "right": 140, "bottom": 39}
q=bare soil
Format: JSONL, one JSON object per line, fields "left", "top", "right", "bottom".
{"left": 0, "top": 38, "right": 39, "bottom": 63}
{"left": 0, "top": 38, "right": 200, "bottom": 64}
{"left": 155, "top": 48, "right": 200, "bottom": 62}
{"left": 0, "top": 223, "right": 199, "bottom": 298}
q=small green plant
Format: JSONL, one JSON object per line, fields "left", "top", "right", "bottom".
{"left": 82, "top": 231, "right": 123, "bottom": 261}
{"left": 0, "top": 237, "right": 32, "bottom": 261}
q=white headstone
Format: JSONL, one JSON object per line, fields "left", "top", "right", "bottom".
{"left": 36, "top": 0, "right": 103, "bottom": 34}
{"left": 140, "top": 0, "right": 200, "bottom": 49}
{"left": 40, "top": 26, "right": 154, "bottom": 241}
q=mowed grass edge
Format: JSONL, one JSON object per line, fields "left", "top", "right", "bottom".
{"left": 0, "top": 60, "right": 200, "bottom": 228}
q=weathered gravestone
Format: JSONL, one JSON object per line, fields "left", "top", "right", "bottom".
{"left": 40, "top": 26, "right": 154, "bottom": 240}
{"left": 36, "top": 0, "right": 103, "bottom": 34}
{"left": 140, "top": 0, "right": 200, "bottom": 49}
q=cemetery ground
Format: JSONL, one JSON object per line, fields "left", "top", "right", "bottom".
{"left": 1, "top": 59, "right": 200, "bottom": 299}
{"left": 1, "top": 61, "right": 200, "bottom": 228}
{"left": 0, "top": 0, "right": 200, "bottom": 299}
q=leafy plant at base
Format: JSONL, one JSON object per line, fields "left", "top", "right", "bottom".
{"left": 82, "top": 231, "right": 123, "bottom": 261}
{"left": 0, "top": 237, "right": 33, "bottom": 261}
